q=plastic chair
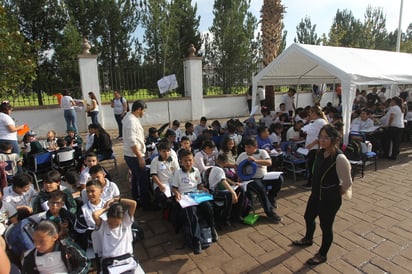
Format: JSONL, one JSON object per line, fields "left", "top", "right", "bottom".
{"left": 55, "top": 149, "right": 76, "bottom": 171}
{"left": 25, "top": 151, "right": 54, "bottom": 191}
{"left": 280, "top": 141, "right": 307, "bottom": 182}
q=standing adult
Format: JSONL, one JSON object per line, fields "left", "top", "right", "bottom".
{"left": 123, "top": 100, "right": 156, "bottom": 210}
{"left": 0, "top": 101, "right": 25, "bottom": 154}
{"left": 283, "top": 88, "right": 296, "bottom": 117}
{"left": 381, "top": 97, "right": 404, "bottom": 160}
{"left": 86, "top": 91, "right": 99, "bottom": 125}
{"left": 60, "top": 90, "right": 78, "bottom": 133}
{"left": 110, "top": 90, "right": 128, "bottom": 140}
{"left": 292, "top": 125, "right": 352, "bottom": 265}
{"left": 301, "top": 105, "right": 328, "bottom": 189}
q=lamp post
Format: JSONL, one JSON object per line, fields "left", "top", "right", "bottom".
{"left": 396, "top": 0, "right": 404, "bottom": 52}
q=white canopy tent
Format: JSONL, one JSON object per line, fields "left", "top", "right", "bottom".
{"left": 252, "top": 43, "right": 412, "bottom": 143}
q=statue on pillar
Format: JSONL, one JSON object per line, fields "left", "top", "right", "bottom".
{"left": 82, "top": 37, "right": 91, "bottom": 55}
{"left": 188, "top": 44, "right": 196, "bottom": 57}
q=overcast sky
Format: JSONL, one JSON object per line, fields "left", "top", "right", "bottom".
{"left": 194, "top": 0, "right": 412, "bottom": 47}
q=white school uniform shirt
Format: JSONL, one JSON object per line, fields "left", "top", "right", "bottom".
{"left": 80, "top": 200, "right": 105, "bottom": 229}
{"left": 150, "top": 155, "right": 180, "bottom": 190}
{"left": 172, "top": 167, "right": 202, "bottom": 194}
{"left": 236, "top": 149, "right": 270, "bottom": 179}
{"left": 98, "top": 212, "right": 134, "bottom": 259}
{"left": 79, "top": 167, "right": 91, "bottom": 187}
{"left": 2, "top": 185, "right": 37, "bottom": 208}
{"left": 81, "top": 179, "right": 120, "bottom": 204}
{"left": 385, "top": 105, "right": 404, "bottom": 128}
{"left": 207, "top": 166, "right": 226, "bottom": 192}
{"left": 194, "top": 150, "right": 217, "bottom": 173}
{"left": 34, "top": 250, "right": 68, "bottom": 273}
{"left": 181, "top": 131, "right": 197, "bottom": 143}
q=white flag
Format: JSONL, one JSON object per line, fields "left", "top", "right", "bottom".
{"left": 157, "top": 74, "right": 178, "bottom": 94}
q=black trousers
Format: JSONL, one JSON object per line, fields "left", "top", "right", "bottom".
{"left": 382, "top": 126, "right": 403, "bottom": 158}
{"left": 304, "top": 191, "right": 341, "bottom": 257}
{"left": 181, "top": 201, "right": 214, "bottom": 243}
{"left": 247, "top": 177, "right": 282, "bottom": 216}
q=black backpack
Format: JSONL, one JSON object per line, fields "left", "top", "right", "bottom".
{"left": 344, "top": 140, "right": 362, "bottom": 161}
{"left": 121, "top": 97, "right": 130, "bottom": 112}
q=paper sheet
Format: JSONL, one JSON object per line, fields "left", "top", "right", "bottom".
{"left": 178, "top": 195, "right": 198, "bottom": 208}
{"left": 263, "top": 171, "right": 283, "bottom": 180}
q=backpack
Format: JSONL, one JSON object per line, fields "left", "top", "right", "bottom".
{"left": 121, "top": 97, "right": 130, "bottom": 112}
{"left": 344, "top": 140, "right": 362, "bottom": 161}
{"left": 5, "top": 213, "right": 45, "bottom": 258}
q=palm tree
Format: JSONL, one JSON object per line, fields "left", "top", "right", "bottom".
{"left": 261, "top": 0, "right": 285, "bottom": 66}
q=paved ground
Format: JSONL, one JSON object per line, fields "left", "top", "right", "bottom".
{"left": 105, "top": 134, "right": 412, "bottom": 274}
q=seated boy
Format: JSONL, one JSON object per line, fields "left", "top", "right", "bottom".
{"left": 235, "top": 137, "right": 283, "bottom": 223}
{"left": 80, "top": 165, "right": 120, "bottom": 204}
{"left": 172, "top": 149, "right": 217, "bottom": 255}
{"left": 32, "top": 170, "right": 77, "bottom": 215}
{"left": 3, "top": 173, "right": 37, "bottom": 220}
{"left": 0, "top": 142, "right": 23, "bottom": 182}
{"left": 150, "top": 141, "right": 180, "bottom": 217}
{"left": 205, "top": 153, "right": 240, "bottom": 226}
{"left": 79, "top": 152, "right": 112, "bottom": 190}
{"left": 0, "top": 193, "right": 18, "bottom": 235}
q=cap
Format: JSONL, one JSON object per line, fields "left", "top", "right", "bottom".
{"left": 67, "top": 127, "right": 76, "bottom": 132}
{"left": 28, "top": 130, "right": 36, "bottom": 136}
{"left": 165, "top": 129, "right": 176, "bottom": 137}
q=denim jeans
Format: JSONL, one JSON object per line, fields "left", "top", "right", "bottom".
{"left": 64, "top": 109, "right": 78, "bottom": 133}
{"left": 114, "top": 114, "right": 123, "bottom": 137}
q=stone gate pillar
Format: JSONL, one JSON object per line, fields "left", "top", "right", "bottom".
{"left": 183, "top": 44, "right": 203, "bottom": 121}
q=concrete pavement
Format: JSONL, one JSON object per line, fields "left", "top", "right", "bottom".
{"left": 107, "top": 139, "right": 412, "bottom": 274}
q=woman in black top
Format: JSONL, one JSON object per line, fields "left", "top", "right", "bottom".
{"left": 86, "top": 124, "right": 113, "bottom": 161}
{"left": 292, "top": 125, "right": 352, "bottom": 265}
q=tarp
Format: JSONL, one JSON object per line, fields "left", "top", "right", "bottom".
{"left": 252, "top": 43, "right": 412, "bottom": 143}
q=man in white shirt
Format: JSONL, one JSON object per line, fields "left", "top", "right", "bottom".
{"left": 283, "top": 88, "right": 296, "bottom": 117}
{"left": 123, "top": 100, "right": 157, "bottom": 211}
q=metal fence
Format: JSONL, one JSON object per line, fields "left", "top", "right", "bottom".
{"left": 7, "top": 62, "right": 261, "bottom": 107}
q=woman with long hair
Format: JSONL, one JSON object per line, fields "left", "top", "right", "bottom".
{"left": 292, "top": 125, "right": 352, "bottom": 265}
{"left": 87, "top": 91, "right": 99, "bottom": 125}
{"left": 86, "top": 123, "right": 113, "bottom": 161}
{"left": 0, "top": 101, "right": 25, "bottom": 154}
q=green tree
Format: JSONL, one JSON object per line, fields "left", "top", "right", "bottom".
{"left": 0, "top": 5, "right": 38, "bottom": 100}
{"left": 208, "top": 0, "right": 258, "bottom": 94}
{"left": 294, "top": 16, "right": 321, "bottom": 45}
{"left": 360, "top": 6, "right": 388, "bottom": 49}
{"left": 328, "top": 9, "right": 362, "bottom": 47}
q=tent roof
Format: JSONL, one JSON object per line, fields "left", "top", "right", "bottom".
{"left": 254, "top": 43, "right": 412, "bottom": 86}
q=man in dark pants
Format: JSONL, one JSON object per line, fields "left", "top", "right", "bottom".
{"left": 122, "top": 100, "right": 158, "bottom": 211}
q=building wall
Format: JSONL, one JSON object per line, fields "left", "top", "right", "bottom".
{"left": 13, "top": 91, "right": 335, "bottom": 137}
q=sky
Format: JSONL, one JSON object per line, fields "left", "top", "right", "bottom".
{"left": 193, "top": 0, "right": 412, "bottom": 47}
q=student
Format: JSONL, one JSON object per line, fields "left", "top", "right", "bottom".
{"left": 42, "top": 130, "right": 58, "bottom": 151}
{"left": 164, "top": 129, "right": 180, "bottom": 154}
{"left": 206, "top": 153, "right": 239, "bottom": 226}
{"left": 181, "top": 122, "right": 197, "bottom": 143}
{"left": 92, "top": 198, "right": 137, "bottom": 274}
{"left": 256, "top": 125, "right": 274, "bottom": 152}
{"left": 22, "top": 220, "right": 89, "bottom": 274}
{"left": 286, "top": 120, "right": 305, "bottom": 141}
{"left": 218, "top": 136, "right": 238, "bottom": 181}
{"left": 0, "top": 193, "right": 18, "bottom": 234}
{"left": 177, "top": 136, "right": 193, "bottom": 161}
{"left": 235, "top": 137, "right": 283, "bottom": 223}
{"left": 43, "top": 190, "right": 76, "bottom": 241}
{"left": 170, "top": 120, "right": 182, "bottom": 141}
{"left": 78, "top": 152, "right": 112, "bottom": 190}
{"left": 80, "top": 165, "right": 120, "bottom": 205}
{"left": 32, "top": 170, "right": 77, "bottom": 215}
{"left": 64, "top": 127, "right": 83, "bottom": 160}
{"left": 172, "top": 149, "right": 217, "bottom": 254}
{"left": 150, "top": 141, "right": 180, "bottom": 213}
{"left": 0, "top": 141, "right": 22, "bottom": 182}
{"left": 194, "top": 116, "right": 208, "bottom": 137}
{"left": 269, "top": 123, "right": 283, "bottom": 149}
{"left": 3, "top": 173, "right": 37, "bottom": 220}
{"left": 193, "top": 140, "right": 217, "bottom": 173}
{"left": 75, "top": 180, "right": 105, "bottom": 251}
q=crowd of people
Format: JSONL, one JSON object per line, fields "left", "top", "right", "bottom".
{"left": 0, "top": 85, "right": 411, "bottom": 271}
